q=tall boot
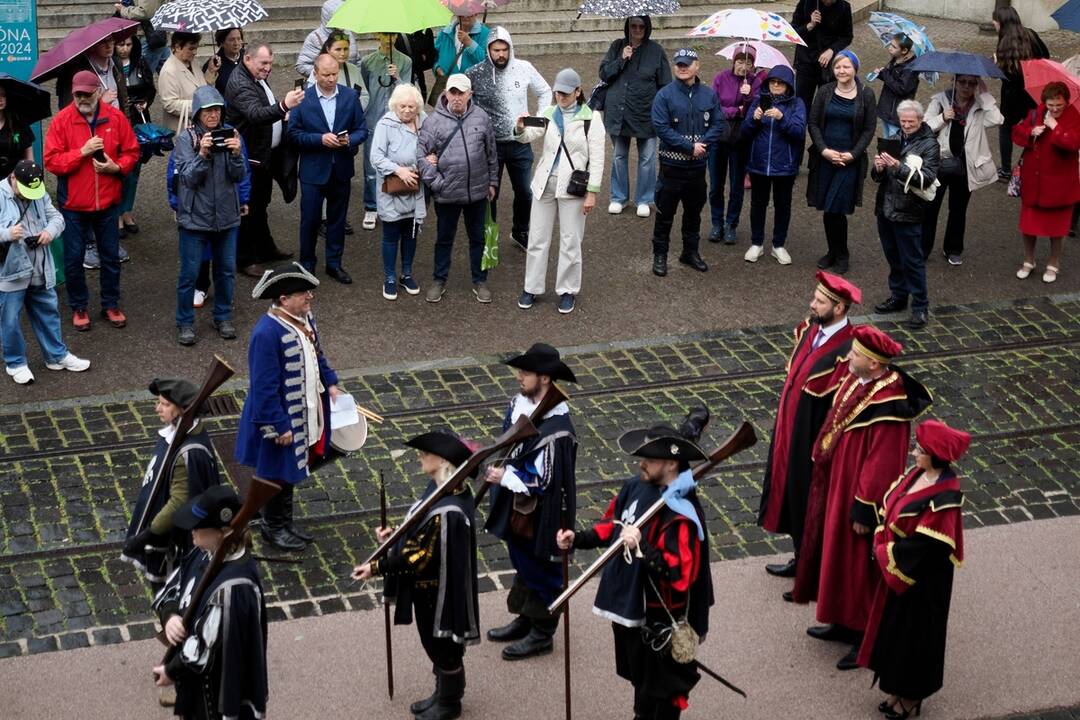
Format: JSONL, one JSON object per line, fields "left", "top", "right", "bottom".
{"left": 410, "top": 666, "right": 439, "bottom": 714}
{"left": 486, "top": 615, "right": 530, "bottom": 642}
{"left": 415, "top": 666, "right": 464, "bottom": 720}
{"left": 502, "top": 616, "right": 556, "bottom": 661}
{"left": 260, "top": 488, "right": 305, "bottom": 551}
{"left": 281, "top": 484, "right": 314, "bottom": 543}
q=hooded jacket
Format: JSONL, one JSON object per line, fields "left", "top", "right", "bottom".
{"left": 434, "top": 19, "right": 490, "bottom": 76}
{"left": 465, "top": 27, "right": 552, "bottom": 143}
{"left": 651, "top": 76, "right": 726, "bottom": 170}
{"left": 741, "top": 66, "right": 806, "bottom": 177}
{"left": 0, "top": 179, "right": 65, "bottom": 292}
{"left": 295, "top": 0, "right": 362, "bottom": 78}
{"left": 371, "top": 109, "right": 427, "bottom": 223}
{"left": 598, "top": 16, "right": 671, "bottom": 138}
{"left": 416, "top": 95, "right": 498, "bottom": 205}
{"left": 872, "top": 121, "right": 940, "bottom": 223}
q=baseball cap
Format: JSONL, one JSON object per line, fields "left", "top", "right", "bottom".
{"left": 672, "top": 48, "right": 700, "bottom": 66}
{"left": 445, "top": 73, "right": 472, "bottom": 92}
{"left": 552, "top": 68, "right": 581, "bottom": 95}
{"left": 13, "top": 160, "right": 46, "bottom": 201}
{"left": 71, "top": 70, "right": 101, "bottom": 94}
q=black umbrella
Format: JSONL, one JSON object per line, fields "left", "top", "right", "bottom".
{"left": 0, "top": 73, "right": 53, "bottom": 125}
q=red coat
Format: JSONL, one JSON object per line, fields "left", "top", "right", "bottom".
{"left": 43, "top": 101, "right": 140, "bottom": 213}
{"left": 1011, "top": 103, "right": 1080, "bottom": 210}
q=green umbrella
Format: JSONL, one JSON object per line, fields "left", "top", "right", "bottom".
{"left": 328, "top": 0, "right": 452, "bottom": 34}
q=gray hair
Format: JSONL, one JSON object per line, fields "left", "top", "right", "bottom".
{"left": 389, "top": 83, "right": 424, "bottom": 114}
{"left": 896, "top": 99, "right": 925, "bottom": 119}
{"left": 244, "top": 42, "right": 273, "bottom": 59}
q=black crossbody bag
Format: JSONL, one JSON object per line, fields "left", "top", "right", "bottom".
{"left": 557, "top": 118, "right": 592, "bottom": 197}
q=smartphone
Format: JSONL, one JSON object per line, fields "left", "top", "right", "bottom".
{"left": 336, "top": 129, "right": 350, "bottom": 138}
{"left": 758, "top": 94, "right": 773, "bottom": 111}
{"left": 521, "top": 116, "right": 548, "bottom": 128}
{"left": 294, "top": 78, "right": 305, "bottom": 91}
{"left": 92, "top": 149, "right": 107, "bottom": 162}
{"left": 877, "top": 138, "right": 902, "bottom": 158}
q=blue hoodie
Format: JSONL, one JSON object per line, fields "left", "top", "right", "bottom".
{"left": 740, "top": 65, "right": 806, "bottom": 177}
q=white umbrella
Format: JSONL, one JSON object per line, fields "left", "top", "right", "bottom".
{"left": 688, "top": 8, "right": 806, "bottom": 45}
{"left": 717, "top": 40, "right": 792, "bottom": 69}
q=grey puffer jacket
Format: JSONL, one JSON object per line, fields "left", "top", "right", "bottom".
{"left": 872, "top": 122, "right": 940, "bottom": 224}
{"left": 416, "top": 96, "right": 498, "bottom": 205}
{"left": 371, "top": 110, "right": 427, "bottom": 222}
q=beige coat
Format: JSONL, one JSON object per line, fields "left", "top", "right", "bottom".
{"left": 515, "top": 104, "right": 605, "bottom": 200}
{"left": 925, "top": 88, "right": 1004, "bottom": 192}
{"left": 158, "top": 54, "right": 214, "bottom": 132}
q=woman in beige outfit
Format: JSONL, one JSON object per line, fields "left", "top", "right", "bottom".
{"left": 158, "top": 32, "right": 220, "bottom": 133}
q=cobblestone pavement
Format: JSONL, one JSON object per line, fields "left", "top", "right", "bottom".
{"left": 0, "top": 294, "right": 1077, "bottom": 658}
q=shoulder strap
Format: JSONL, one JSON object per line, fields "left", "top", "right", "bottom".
{"left": 557, "top": 113, "right": 592, "bottom": 172}
{"left": 435, "top": 115, "right": 465, "bottom": 159}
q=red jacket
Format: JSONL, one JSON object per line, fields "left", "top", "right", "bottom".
{"left": 1012, "top": 102, "right": 1080, "bottom": 210}
{"left": 44, "top": 101, "right": 140, "bottom": 212}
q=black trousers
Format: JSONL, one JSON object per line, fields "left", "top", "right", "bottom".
{"left": 823, "top": 212, "right": 849, "bottom": 259}
{"left": 922, "top": 171, "right": 972, "bottom": 258}
{"left": 749, "top": 174, "right": 796, "bottom": 248}
{"left": 414, "top": 587, "right": 464, "bottom": 672}
{"left": 237, "top": 161, "right": 276, "bottom": 267}
{"left": 652, "top": 164, "right": 707, "bottom": 256}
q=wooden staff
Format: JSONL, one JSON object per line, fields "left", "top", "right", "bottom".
{"left": 561, "top": 487, "right": 572, "bottom": 720}
{"left": 380, "top": 470, "right": 394, "bottom": 699}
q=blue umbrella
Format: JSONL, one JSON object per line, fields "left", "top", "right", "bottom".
{"left": 908, "top": 51, "right": 1006, "bottom": 80}
{"left": 867, "top": 11, "right": 937, "bottom": 83}
{"left": 1051, "top": 0, "right": 1080, "bottom": 33}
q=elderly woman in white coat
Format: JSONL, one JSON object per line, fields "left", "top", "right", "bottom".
{"left": 513, "top": 68, "right": 605, "bottom": 315}
{"left": 158, "top": 32, "right": 218, "bottom": 133}
{"left": 922, "top": 75, "right": 1003, "bottom": 265}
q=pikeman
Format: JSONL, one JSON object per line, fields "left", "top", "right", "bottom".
{"left": 352, "top": 431, "right": 481, "bottom": 720}
{"left": 235, "top": 263, "right": 342, "bottom": 552}
{"left": 483, "top": 342, "right": 578, "bottom": 661}
{"left": 151, "top": 485, "right": 269, "bottom": 719}
{"left": 556, "top": 410, "right": 714, "bottom": 720}
{"left": 793, "top": 325, "right": 931, "bottom": 670}
{"left": 757, "top": 271, "right": 860, "bottom": 584}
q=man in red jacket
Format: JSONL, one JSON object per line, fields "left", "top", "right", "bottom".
{"left": 44, "top": 70, "right": 140, "bottom": 331}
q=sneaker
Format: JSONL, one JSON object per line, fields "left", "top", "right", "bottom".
{"left": 383, "top": 278, "right": 398, "bottom": 300}
{"left": 558, "top": 294, "right": 575, "bottom": 314}
{"left": 362, "top": 210, "right": 377, "bottom": 230}
{"left": 118, "top": 243, "right": 130, "bottom": 263}
{"left": 72, "top": 309, "right": 91, "bottom": 331}
{"left": 213, "top": 319, "right": 237, "bottom": 340}
{"left": 636, "top": 204, "right": 651, "bottom": 218}
{"left": 518, "top": 291, "right": 535, "bottom": 309}
{"left": 44, "top": 353, "right": 90, "bottom": 372}
{"left": 771, "top": 246, "right": 792, "bottom": 265}
{"left": 723, "top": 224, "right": 738, "bottom": 245}
{"left": 6, "top": 365, "right": 34, "bottom": 384}
{"left": 399, "top": 275, "right": 420, "bottom": 295}
{"left": 425, "top": 281, "right": 446, "bottom": 303}
{"left": 83, "top": 243, "right": 100, "bottom": 269}
{"left": 947, "top": 254, "right": 963, "bottom": 266}
{"left": 101, "top": 307, "right": 127, "bottom": 328}
{"left": 473, "top": 282, "right": 492, "bottom": 304}
{"left": 177, "top": 325, "right": 196, "bottom": 346}
{"left": 608, "top": 201, "right": 624, "bottom": 214}
{"left": 193, "top": 290, "right": 207, "bottom": 309}
{"left": 997, "top": 168, "right": 1011, "bottom": 183}
{"left": 744, "top": 245, "right": 764, "bottom": 263}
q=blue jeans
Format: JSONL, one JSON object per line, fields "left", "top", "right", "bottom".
{"left": 61, "top": 206, "right": 121, "bottom": 311}
{"left": 492, "top": 141, "right": 534, "bottom": 238}
{"left": 877, "top": 215, "right": 928, "bottom": 312}
{"left": 299, "top": 179, "right": 350, "bottom": 271}
{"left": 176, "top": 227, "right": 237, "bottom": 326}
{"left": 609, "top": 135, "right": 657, "bottom": 205}
{"left": 1, "top": 284, "right": 69, "bottom": 368}
{"left": 382, "top": 218, "right": 418, "bottom": 280}
{"left": 433, "top": 200, "right": 487, "bottom": 284}
{"left": 708, "top": 140, "right": 748, "bottom": 230}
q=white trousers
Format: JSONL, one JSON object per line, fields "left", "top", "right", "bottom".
{"left": 523, "top": 175, "right": 586, "bottom": 296}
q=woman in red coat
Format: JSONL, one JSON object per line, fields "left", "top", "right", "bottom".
{"left": 1011, "top": 82, "right": 1080, "bottom": 283}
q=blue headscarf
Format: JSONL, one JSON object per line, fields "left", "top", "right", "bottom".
{"left": 662, "top": 469, "right": 705, "bottom": 541}
{"left": 835, "top": 49, "right": 860, "bottom": 72}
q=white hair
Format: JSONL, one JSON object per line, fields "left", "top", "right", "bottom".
{"left": 896, "top": 99, "right": 925, "bottom": 119}
{"left": 389, "top": 84, "right": 423, "bottom": 114}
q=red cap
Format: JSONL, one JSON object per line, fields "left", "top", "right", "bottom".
{"left": 815, "top": 270, "right": 862, "bottom": 305}
{"left": 71, "top": 71, "right": 101, "bottom": 94}
{"left": 851, "top": 325, "right": 902, "bottom": 364}
{"left": 916, "top": 419, "right": 971, "bottom": 463}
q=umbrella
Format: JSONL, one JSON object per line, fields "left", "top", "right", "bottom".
{"left": 30, "top": 17, "right": 139, "bottom": 83}
{"left": 688, "top": 8, "right": 806, "bottom": 45}
{"left": 330, "top": 0, "right": 452, "bottom": 34}
{"left": 441, "top": 0, "right": 508, "bottom": 17}
{"left": 0, "top": 73, "right": 53, "bottom": 125}
{"left": 866, "top": 11, "right": 936, "bottom": 82}
{"left": 717, "top": 40, "right": 791, "bottom": 70}
{"left": 1051, "top": 0, "right": 1080, "bottom": 33}
{"left": 150, "top": 0, "right": 268, "bottom": 32}
{"left": 577, "top": 0, "right": 679, "bottom": 16}
{"left": 1021, "top": 58, "right": 1080, "bottom": 110}
{"left": 907, "top": 51, "right": 1005, "bottom": 80}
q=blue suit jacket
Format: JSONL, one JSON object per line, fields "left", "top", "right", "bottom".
{"left": 287, "top": 84, "right": 367, "bottom": 185}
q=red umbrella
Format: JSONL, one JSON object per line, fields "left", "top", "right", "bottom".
{"left": 1022, "top": 58, "right": 1080, "bottom": 110}
{"left": 440, "top": 0, "right": 508, "bottom": 17}
{"left": 30, "top": 17, "right": 140, "bottom": 83}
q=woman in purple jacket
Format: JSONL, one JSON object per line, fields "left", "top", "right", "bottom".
{"left": 708, "top": 47, "right": 765, "bottom": 245}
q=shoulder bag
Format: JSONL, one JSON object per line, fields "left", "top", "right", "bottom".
{"left": 558, "top": 118, "right": 592, "bottom": 198}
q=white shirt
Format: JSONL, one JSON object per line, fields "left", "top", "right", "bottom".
{"left": 812, "top": 317, "right": 849, "bottom": 350}
{"left": 260, "top": 80, "right": 283, "bottom": 149}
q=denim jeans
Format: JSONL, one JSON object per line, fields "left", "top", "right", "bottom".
{"left": 433, "top": 200, "right": 487, "bottom": 284}
{"left": 61, "top": 206, "right": 121, "bottom": 311}
{"left": 492, "top": 141, "right": 534, "bottom": 238}
{"left": 609, "top": 135, "right": 657, "bottom": 205}
{"left": 1, "top": 284, "right": 69, "bottom": 368}
{"left": 877, "top": 215, "right": 928, "bottom": 312}
{"left": 382, "top": 218, "right": 418, "bottom": 280}
{"left": 707, "top": 139, "right": 748, "bottom": 230}
{"left": 176, "top": 227, "right": 237, "bottom": 327}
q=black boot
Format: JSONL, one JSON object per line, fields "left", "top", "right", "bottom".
{"left": 502, "top": 617, "right": 556, "bottom": 661}
{"left": 652, "top": 253, "right": 667, "bottom": 277}
{"left": 260, "top": 490, "right": 306, "bottom": 552}
{"left": 410, "top": 669, "right": 439, "bottom": 714}
{"left": 486, "top": 615, "right": 531, "bottom": 642}
{"left": 280, "top": 485, "right": 314, "bottom": 543}
{"left": 415, "top": 667, "right": 464, "bottom": 720}
{"left": 832, "top": 254, "right": 849, "bottom": 274}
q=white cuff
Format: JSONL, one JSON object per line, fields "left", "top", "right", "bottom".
{"left": 499, "top": 467, "right": 530, "bottom": 494}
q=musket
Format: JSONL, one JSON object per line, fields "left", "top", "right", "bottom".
{"left": 363, "top": 415, "right": 539, "bottom": 567}
{"left": 380, "top": 470, "right": 394, "bottom": 699}
{"left": 695, "top": 658, "right": 748, "bottom": 698}
{"left": 560, "top": 487, "right": 572, "bottom": 720}
{"left": 473, "top": 383, "right": 569, "bottom": 509}
{"left": 547, "top": 421, "right": 758, "bottom": 615}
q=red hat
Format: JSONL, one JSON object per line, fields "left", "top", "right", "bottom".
{"left": 916, "top": 420, "right": 971, "bottom": 463}
{"left": 815, "top": 271, "right": 862, "bottom": 305}
{"left": 71, "top": 71, "right": 101, "bottom": 94}
{"left": 851, "top": 325, "right": 902, "bottom": 364}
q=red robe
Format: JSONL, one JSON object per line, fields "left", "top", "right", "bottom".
{"left": 792, "top": 368, "right": 932, "bottom": 632}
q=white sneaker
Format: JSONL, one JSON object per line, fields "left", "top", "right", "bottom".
{"left": 362, "top": 211, "right": 377, "bottom": 230}
{"left": 636, "top": 204, "right": 651, "bottom": 218}
{"left": 744, "top": 245, "right": 764, "bottom": 263}
{"left": 771, "top": 246, "right": 792, "bottom": 265}
{"left": 193, "top": 290, "right": 207, "bottom": 309}
{"left": 608, "top": 201, "right": 624, "bottom": 214}
{"left": 45, "top": 353, "right": 91, "bottom": 372}
{"left": 6, "top": 365, "right": 34, "bottom": 384}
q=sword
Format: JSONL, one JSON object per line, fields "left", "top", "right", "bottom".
{"left": 695, "top": 659, "right": 747, "bottom": 698}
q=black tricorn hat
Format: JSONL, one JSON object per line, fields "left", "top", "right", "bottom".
{"left": 251, "top": 262, "right": 320, "bottom": 301}
{"left": 618, "top": 424, "right": 708, "bottom": 462}
{"left": 404, "top": 431, "right": 474, "bottom": 469}
{"left": 173, "top": 485, "right": 242, "bottom": 531}
{"left": 149, "top": 377, "right": 199, "bottom": 409}
{"left": 504, "top": 342, "right": 577, "bottom": 383}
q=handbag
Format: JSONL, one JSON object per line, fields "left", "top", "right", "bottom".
{"left": 382, "top": 170, "right": 416, "bottom": 195}
{"left": 1007, "top": 152, "right": 1024, "bottom": 198}
{"left": 558, "top": 119, "right": 592, "bottom": 198}
{"left": 481, "top": 202, "right": 499, "bottom": 271}
{"left": 900, "top": 153, "right": 939, "bottom": 202}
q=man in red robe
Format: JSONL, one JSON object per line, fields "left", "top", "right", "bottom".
{"left": 758, "top": 272, "right": 861, "bottom": 585}
{"left": 793, "top": 325, "right": 932, "bottom": 670}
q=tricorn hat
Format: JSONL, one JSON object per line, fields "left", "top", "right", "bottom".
{"left": 252, "top": 262, "right": 320, "bottom": 301}
{"left": 618, "top": 424, "right": 708, "bottom": 462}
{"left": 149, "top": 377, "right": 199, "bottom": 409}
{"left": 173, "top": 485, "right": 242, "bottom": 531}
{"left": 404, "top": 430, "right": 474, "bottom": 470}
{"left": 504, "top": 343, "right": 577, "bottom": 383}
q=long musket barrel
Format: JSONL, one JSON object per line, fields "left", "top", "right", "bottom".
{"left": 380, "top": 471, "right": 394, "bottom": 699}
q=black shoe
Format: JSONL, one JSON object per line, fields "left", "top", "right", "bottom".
{"left": 266, "top": 247, "right": 294, "bottom": 261}
{"left": 415, "top": 668, "right": 464, "bottom": 720}
{"left": 907, "top": 310, "right": 928, "bottom": 329}
{"left": 260, "top": 524, "right": 306, "bottom": 552}
{"left": 240, "top": 263, "right": 265, "bottom": 278}
{"left": 884, "top": 700, "right": 922, "bottom": 719}
{"left": 832, "top": 255, "right": 849, "bottom": 275}
{"left": 836, "top": 645, "right": 860, "bottom": 671}
{"left": 652, "top": 254, "right": 667, "bottom": 277}
{"left": 678, "top": 252, "right": 708, "bottom": 272}
{"left": 806, "top": 624, "right": 858, "bottom": 643}
{"left": 511, "top": 231, "right": 528, "bottom": 251}
{"left": 782, "top": 590, "right": 794, "bottom": 603}
{"left": 287, "top": 524, "right": 314, "bottom": 543}
{"left": 501, "top": 627, "right": 554, "bottom": 661}
{"left": 874, "top": 297, "right": 908, "bottom": 314}
{"left": 816, "top": 253, "right": 835, "bottom": 269}
{"left": 708, "top": 227, "right": 723, "bottom": 243}
{"left": 411, "top": 684, "right": 439, "bottom": 715}
{"left": 344, "top": 220, "right": 354, "bottom": 236}
{"left": 212, "top": 319, "right": 237, "bottom": 340}
{"left": 486, "top": 616, "right": 531, "bottom": 642}
{"left": 326, "top": 267, "right": 353, "bottom": 284}
{"left": 766, "top": 558, "right": 797, "bottom": 577}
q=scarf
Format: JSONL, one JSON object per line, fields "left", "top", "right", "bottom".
{"left": 662, "top": 469, "right": 704, "bottom": 541}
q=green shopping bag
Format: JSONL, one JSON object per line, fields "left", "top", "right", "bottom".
{"left": 481, "top": 202, "right": 499, "bottom": 271}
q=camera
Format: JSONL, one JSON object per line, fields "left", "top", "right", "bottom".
{"left": 210, "top": 128, "right": 232, "bottom": 152}
{"left": 23, "top": 235, "right": 41, "bottom": 250}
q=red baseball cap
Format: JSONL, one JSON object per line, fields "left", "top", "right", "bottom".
{"left": 815, "top": 270, "right": 861, "bottom": 305}
{"left": 851, "top": 325, "right": 902, "bottom": 364}
{"left": 71, "top": 71, "right": 101, "bottom": 94}
{"left": 916, "top": 419, "right": 971, "bottom": 463}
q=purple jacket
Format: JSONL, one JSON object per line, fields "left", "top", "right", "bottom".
{"left": 712, "top": 69, "right": 766, "bottom": 121}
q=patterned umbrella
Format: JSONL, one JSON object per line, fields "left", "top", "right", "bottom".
{"left": 150, "top": 0, "right": 268, "bottom": 33}
{"left": 866, "top": 11, "right": 936, "bottom": 82}
{"left": 441, "top": 0, "right": 508, "bottom": 17}
{"left": 30, "top": 17, "right": 140, "bottom": 83}
{"left": 578, "top": 0, "right": 680, "bottom": 18}
{"left": 717, "top": 40, "right": 791, "bottom": 70}
{"left": 688, "top": 8, "right": 805, "bottom": 45}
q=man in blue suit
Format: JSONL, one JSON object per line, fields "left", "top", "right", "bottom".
{"left": 288, "top": 53, "right": 367, "bottom": 283}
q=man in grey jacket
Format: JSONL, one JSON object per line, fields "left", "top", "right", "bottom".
{"left": 417, "top": 74, "right": 498, "bottom": 304}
